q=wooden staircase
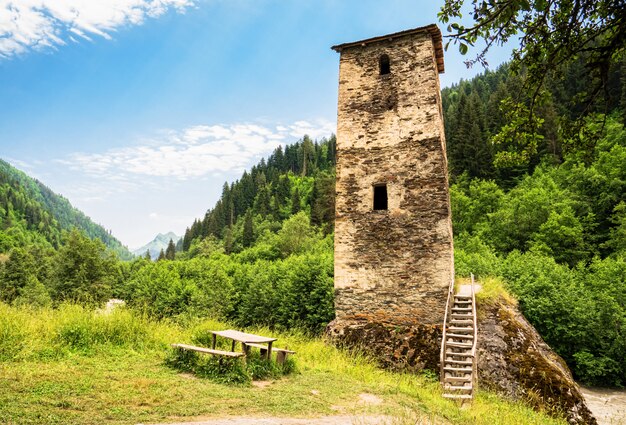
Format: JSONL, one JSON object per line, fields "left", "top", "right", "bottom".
{"left": 440, "top": 274, "right": 478, "bottom": 401}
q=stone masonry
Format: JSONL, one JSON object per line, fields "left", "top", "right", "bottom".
{"left": 330, "top": 25, "right": 453, "bottom": 328}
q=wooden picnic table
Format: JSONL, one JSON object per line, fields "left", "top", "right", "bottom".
{"left": 210, "top": 329, "right": 277, "bottom": 360}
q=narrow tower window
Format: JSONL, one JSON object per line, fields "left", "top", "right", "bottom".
{"left": 373, "top": 184, "right": 388, "bottom": 210}
{"left": 379, "top": 54, "right": 390, "bottom": 75}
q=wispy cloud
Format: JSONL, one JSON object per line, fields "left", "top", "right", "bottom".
{"left": 59, "top": 119, "right": 335, "bottom": 181}
{"left": 0, "top": 0, "right": 194, "bottom": 58}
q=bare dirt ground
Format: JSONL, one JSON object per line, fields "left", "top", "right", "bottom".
{"left": 145, "top": 415, "right": 391, "bottom": 425}
{"left": 581, "top": 386, "right": 626, "bottom": 425}
{"left": 145, "top": 393, "right": 392, "bottom": 425}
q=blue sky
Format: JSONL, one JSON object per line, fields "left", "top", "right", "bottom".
{"left": 0, "top": 0, "right": 514, "bottom": 250}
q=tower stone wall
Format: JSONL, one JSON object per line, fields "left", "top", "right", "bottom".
{"left": 332, "top": 25, "right": 453, "bottom": 327}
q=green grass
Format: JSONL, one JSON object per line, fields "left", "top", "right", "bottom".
{"left": 474, "top": 276, "right": 517, "bottom": 306}
{"left": 0, "top": 303, "right": 565, "bottom": 425}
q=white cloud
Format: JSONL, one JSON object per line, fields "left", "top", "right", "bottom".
{"left": 0, "top": 0, "right": 194, "bottom": 58}
{"left": 59, "top": 118, "right": 335, "bottom": 181}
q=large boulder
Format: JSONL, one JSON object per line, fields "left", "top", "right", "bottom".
{"left": 477, "top": 297, "right": 596, "bottom": 425}
{"left": 327, "top": 295, "right": 596, "bottom": 424}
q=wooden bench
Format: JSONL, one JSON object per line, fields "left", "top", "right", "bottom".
{"left": 245, "top": 342, "right": 296, "bottom": 364}
{"left": 171, "top": 343, "right": 244, "bottom": 358}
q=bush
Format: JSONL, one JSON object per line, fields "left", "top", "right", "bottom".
{"left": 54, "top": 305, "right": 160, "bottom": 352}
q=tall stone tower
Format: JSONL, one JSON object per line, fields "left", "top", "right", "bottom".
{"left": 328, "top": 25, "right": 453, "bottom": 368}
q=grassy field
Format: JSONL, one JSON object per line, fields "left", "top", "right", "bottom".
{"left": 0, "top": 303, "right": 566, "bottom": 425}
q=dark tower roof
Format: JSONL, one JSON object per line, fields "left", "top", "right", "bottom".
{"left": 331, "top": 24, "right": 444, "bottom": 74}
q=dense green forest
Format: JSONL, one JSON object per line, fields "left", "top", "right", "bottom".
{"left": 0, "top": 159, "right": 132, "bottom": 260}
{"left": 1, "top": 55, "right": 625, "bottom": 386}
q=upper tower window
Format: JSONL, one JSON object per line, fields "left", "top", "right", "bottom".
{"left": 379, "top": 54, "right": 390, "bottom": 75}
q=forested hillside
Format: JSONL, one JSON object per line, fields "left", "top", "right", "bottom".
{"left": 0, "top": 159, "right": 132, "bottom": 260}
{"left": 179, "top": 135, "right": 336, "bottom": 253}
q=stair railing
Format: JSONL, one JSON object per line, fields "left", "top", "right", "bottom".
{"left": 439, "top": 275, "right": 455, "bottom": 383}
{"left": 470, "top": 273, "right": 478, "bottom": 394}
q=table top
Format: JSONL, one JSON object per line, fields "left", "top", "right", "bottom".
{"left": 211, "top": 329, "right": 277, "bottom": 344}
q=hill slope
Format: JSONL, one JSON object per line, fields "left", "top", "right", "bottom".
{"left": 0, "top": 159, "right": 132, "bottom": 260}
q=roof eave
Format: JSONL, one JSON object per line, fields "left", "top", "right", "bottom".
{"left": 331, "top": 24, "right": 445, "bottom": 74}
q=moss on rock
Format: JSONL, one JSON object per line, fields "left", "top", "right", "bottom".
{"left": 477, "top": 297, "right": 597, "bottom": 424}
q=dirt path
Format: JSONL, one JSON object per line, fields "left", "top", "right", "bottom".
{"left": 581, "top": 386, "right": 626, "bottom": 425}
{"left": 146, "top": 415, "right": 391, "bottom": 425}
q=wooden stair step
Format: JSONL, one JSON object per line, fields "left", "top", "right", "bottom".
{"left": 451, "top": 313, "right": 472, "bottom": 319}
{"left": 446, "top": 350, "right": 472, "bottom": 357}
{"left": 444, "top": 384, "right": 473, "bottom": 391}
{"left": 450, "top": 319, "right": 473, "bottom": 325}
{"left": 454, "top": 295, "right": 471, "bottom": 300}
{"left": 443, "top": 366, "right": 472, "bottom": 373}
{"left": 443, "top": 394, "right": 473, "bottom": 400}
{"left": 445, "top": 359, "right": 473, "bottom": 366}
{"left": 453, "top": 300, "right": 471, "bottom": 304}
{"left": 448, "top": 326, "right": 474, "bottom": 333}
{"left": 446, "top": 350, "right": 472, "bottom": 356}
{"left": 446, "top": 341, "right": 473, "bottom": 348}
{"left": 444, "top": 375, "right": 472, "bottom": 382}
{"left": 446, "top": 333, "right": 473, "bottom": 339}
{"left": 452, "top": 307, "right": 472, "bottom": 312}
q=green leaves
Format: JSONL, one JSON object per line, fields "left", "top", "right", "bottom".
{"left": 491, "top": 98, "right": 545, "bottom": 168}
{"left": 439, "top": 0, "right": 626, "bottom": 132}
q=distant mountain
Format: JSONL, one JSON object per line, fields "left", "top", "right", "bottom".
{"left": 0, "top": 159, "right": 133, "bottom": 260}
{"left": 133, "top": 232, "right": 180, "bottom": 260}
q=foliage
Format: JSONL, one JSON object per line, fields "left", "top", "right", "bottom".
{"left": 180, "top": 135, "right": 336, "bottom": 251}
{"left": 52, "top": 230, "right": 119, "bottom": 304}
{"left": 0, "top": 159, "right": 132, "bottom": 259}
{"left": 451, "top": 115, "right": 626, "bottom": 385}
{"left": 441, "top": 54, "right": 626, "bottom": 179}
{"left": 120, "top": 217, "right": 334, "bottom": 333}
{"left": 439, "top": 0, "right": 626, "bottom": 126}
{"left": 166, "top": 348, "right": 252, "bottom": 385}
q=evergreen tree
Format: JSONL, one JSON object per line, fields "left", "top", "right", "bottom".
{"left": 0, "top": 247, "right": 35, "bottom": 303}
{"left": 310, "top": 171, "right": 336, "bottom": 233}
{"left": 223, "top": 227, "right": 234, "bottom": 254}
{"left": 621, "top": 56, "right": 626, "bottom": 124}
{"left": 291, "top": 188, "right": 301, "bottom": 215}
{"left": 242, "top": 210, "right": 254, "bottom": 248}
{"left": 14, "top": 275, "right": 51, "bottom": 307}
{"left": 165, "top": 239, "right": 176, "bottom": 260}
{"left": 157, "top": 249, "right": 165, "bottom": 261}
{"left": 144, "top": 250, "right": 151, "bottom": 261}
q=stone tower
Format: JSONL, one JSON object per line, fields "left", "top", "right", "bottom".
{"left": 330, "top": 25, "right": 453, "bottom": 339}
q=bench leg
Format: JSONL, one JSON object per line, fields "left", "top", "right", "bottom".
{"left": 265, "top": 341, "right": 273, "bottom": 361}
{"left": 231, "top": 340, "right": 236, "bottom": 352}
{"left": 276, "top": 351, "right": 287, "bottom": 365}
{"left": 212, "top": 334, "right": 217, "bottom": 349}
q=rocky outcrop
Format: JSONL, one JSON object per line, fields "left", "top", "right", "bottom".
{"left": 327, "top": 296, "right": 597, "bottom": 424}
{"left": 477, "top": 298, "right": 597, "bottom": 425}
{"left": 327, "top": 319, "right": 442, "bottom": 372}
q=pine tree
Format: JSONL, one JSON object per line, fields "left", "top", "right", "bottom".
{"left": 157, "top": 249, "right": 165, "bottom": 261}
{"left": 242, "top": 210, "right": 254, "bottom": 248}
{"left": 223, "top": 227, "right": 234, "bottom": 254}
{"left": 165, "top": 239, "right": 176, "bottom": 260}
{"left": 291, "top": 188, "right": 301, "bottom": 214}
{"left": 144, "top": 250, "right": 151, "bottom": 261}
{"left": 621, "top": 56, "right": 626, "bottom": 124}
